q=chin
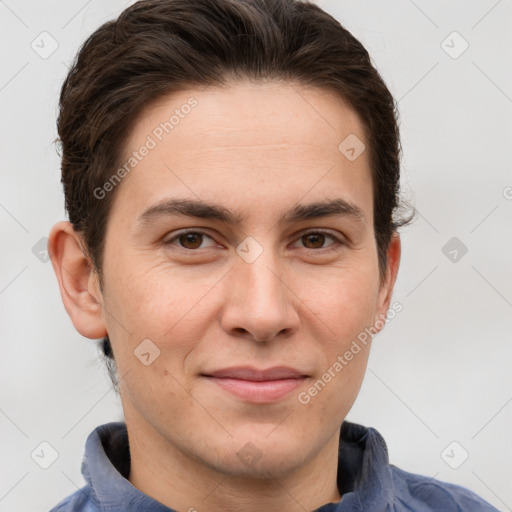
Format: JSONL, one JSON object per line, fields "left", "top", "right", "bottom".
{"left": 223, "top": 449, "right": 307, "bottom": 480}
{"left": 208, "top": 431, "right": 308, "bottom": 479}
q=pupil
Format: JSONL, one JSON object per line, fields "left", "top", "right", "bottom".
{"left": 305, "top": 233, "right": 324, "bottom": 248}
{"left": 182, "top": 233, "right": 202, "bottom": 249}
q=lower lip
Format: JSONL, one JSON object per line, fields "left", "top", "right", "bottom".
{"left": 205, "top": 376, "right": 306, "bottom": 403}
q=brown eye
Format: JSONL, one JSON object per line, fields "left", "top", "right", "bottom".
{"left": 294, "top": 230, "right": 345, "bottom": 253}
{"left": 164, "top": 230, "right": 216, "bottom": 250}
{"left": 302, "top": 232, "right": 327, "bottom": 249}
{"left": 178, "top": 232, "right": 204, "bottom": 249}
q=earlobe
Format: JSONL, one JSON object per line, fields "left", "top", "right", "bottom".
{"left": 48, "top": 221, "right": 107, "bottom": 340}
{"left": 374, "top": 232, "right": 401, "bottom": 331}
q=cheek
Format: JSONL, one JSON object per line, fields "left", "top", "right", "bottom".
{"left": 102, "top": 258, "right": 219, "bottom": 370}
{"left": 298, "top": 271, "right": 376, "bottom": 420}
{"left": 300, "top": 261, "right": 380, "bottom": 340}
{"left": 302, "top": 264, "right": 378, "bottom": 397}
{"left": 104, "top": 255, "right": 182, "bottom": 330}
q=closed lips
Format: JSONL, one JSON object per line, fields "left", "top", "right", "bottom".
{"left": 202, "top": 366, "right": 308, "bottom": 381}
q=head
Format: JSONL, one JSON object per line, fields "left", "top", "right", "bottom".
{"left": 50, "top": 0, "right": 411, "bottom": 483}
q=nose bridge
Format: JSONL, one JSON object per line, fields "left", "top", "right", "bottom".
{"left": 235, "top": 235, "right": 286, "bottom": 305}
{"left": 222, "top": 235, "right": 298, "bottom": 341}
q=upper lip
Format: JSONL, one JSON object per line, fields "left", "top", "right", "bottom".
{"left": 203, "top": 366, "right": 308, "bottom": 381}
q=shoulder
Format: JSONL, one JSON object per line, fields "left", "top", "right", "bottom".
{"left": 48, "top": 485, "right": 99, "bottom": 512}
{"left": 390, "top": 465, "right": 500, "bottom": 511}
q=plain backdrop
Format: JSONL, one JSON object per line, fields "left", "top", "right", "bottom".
{"left": 1, "top": 1, "right": 511, "bottom": 511}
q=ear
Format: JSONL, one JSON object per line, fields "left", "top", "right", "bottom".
{"left": 48, "top": 221, "right": 107, "bottom": 339}
{"left": 373, "top": 232, "right": 401, "bottom": 331}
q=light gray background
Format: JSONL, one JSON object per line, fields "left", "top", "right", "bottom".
{"left": 1, "top": 1, "right": 511, "bottom": 511}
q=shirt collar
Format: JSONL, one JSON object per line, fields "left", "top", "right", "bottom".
{"left": 82, "top": 420, "right": 394, "bottom": 511}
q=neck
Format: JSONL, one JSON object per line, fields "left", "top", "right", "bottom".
{"left": 126, "top": 420, "right": 342, "bottom": 512}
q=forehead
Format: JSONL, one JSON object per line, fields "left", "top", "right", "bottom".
{"left": 112, "top": 80, "right": 373, "bottom": 226}
{"left": 128, "top": 80, "right": 366, "bottom": 154}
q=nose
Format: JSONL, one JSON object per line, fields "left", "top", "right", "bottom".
{"left": 220, "top": 243, "right": 300, "bottom": 343}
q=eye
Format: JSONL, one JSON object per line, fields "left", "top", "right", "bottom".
{"left": 163, "top": 230, "right": 217, "bottom": 250}
{"left": 162, "top": 229, "right": 345, "bottom": 253}
{"left": 293, "top": 229, "right": 345, "bottom": 253}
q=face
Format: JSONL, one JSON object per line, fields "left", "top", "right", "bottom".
{"left": 69, "top": 81, "right": 399, "bottom": 479}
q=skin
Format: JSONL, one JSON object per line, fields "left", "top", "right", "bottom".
{"left": 49, "top": 80, "right": 401, "bottom": 512}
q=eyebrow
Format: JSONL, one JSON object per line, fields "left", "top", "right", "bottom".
{"left": 136, "top": 197, "right": 366, "bottom": 227}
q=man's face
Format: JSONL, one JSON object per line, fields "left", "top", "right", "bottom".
{"left": 96, "top": 81, "right": 398, "bottom": 478}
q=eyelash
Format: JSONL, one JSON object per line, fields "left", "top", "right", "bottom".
{"left": 163, "top": 229, "right": 345, "bottom": 254}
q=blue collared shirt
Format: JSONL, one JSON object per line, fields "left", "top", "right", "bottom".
{"left": 49, "top": 421, "right": 499, "bottom": 511}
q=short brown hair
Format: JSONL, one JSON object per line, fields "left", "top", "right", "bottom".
{"left": 56, "top": 0, "right": 413, "bottom": 384}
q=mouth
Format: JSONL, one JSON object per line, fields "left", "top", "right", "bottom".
{"left": 201, "top": 366, "right": 309, "bottom": 403}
